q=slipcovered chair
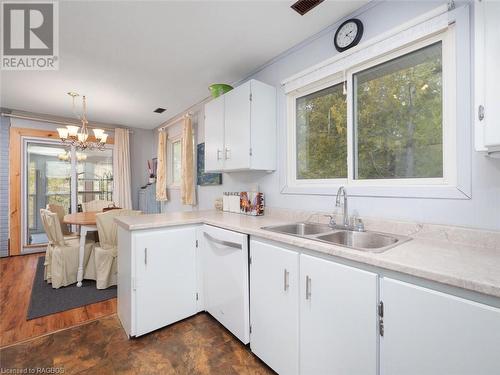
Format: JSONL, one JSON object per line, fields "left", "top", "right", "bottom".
{"left": 81, "top": 199, "right": 114, "bottom": 212}
{"left": 46, "top": 204, "right": 79, "bottom": 240}
{"left": 85, "top": 209, "right": 141, "bottom": 289}
{"left": 39, "top": 209, "right": 94, "bottom": 289}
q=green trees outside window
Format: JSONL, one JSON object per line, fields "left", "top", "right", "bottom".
{"left": 294, "top": 41, "right": 444, "bottom": 181}
{"left": 354, "top": 42, "right": 443, "bottom": 179}
{"left": 296, "top": 83, "right": 347, "bottom": 179}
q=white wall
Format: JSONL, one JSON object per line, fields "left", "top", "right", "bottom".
{"left": 189, "top": 0, "right": 500, "bottom": 230}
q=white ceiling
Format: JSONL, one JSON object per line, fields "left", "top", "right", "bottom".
{"left": 1, "top": 0, "right": 368, "bottom": 129}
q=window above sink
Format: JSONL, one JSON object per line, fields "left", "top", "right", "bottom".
{"left": 282, "top": 7, "right": 472, "bottom": 200}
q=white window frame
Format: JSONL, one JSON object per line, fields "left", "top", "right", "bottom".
{"left": 347, "top": 31, "right": 456, "bottom": 188}
{"left": 167, "top": 135, "right": 182, "bottom": 189}
{"left": 283, "top": 7, "right": 472, "bottom": 200}
{"left": 287, "top": 73, "right": 348, "bottom": 187}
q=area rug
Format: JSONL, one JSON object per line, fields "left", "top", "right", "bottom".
{"left": 27, "top": 256, "right": 116, "bottom": 320}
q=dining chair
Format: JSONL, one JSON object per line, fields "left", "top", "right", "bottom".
{"left": 39, "top": 209, "right": 94, "bottom": 289}
{"left": 85, "top": 209, "right": 141, "bottom": 289}
{"left": 81, "top": 199, "right": 115, "bottom": 212}
{"left": 46, "top": 203, "right": 79, "bottom": 240}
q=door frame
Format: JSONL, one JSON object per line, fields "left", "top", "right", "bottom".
{"left": 9, "top": 128, "right": 59, "bottom": 256}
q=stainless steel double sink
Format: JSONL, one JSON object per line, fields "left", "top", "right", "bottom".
{"left": 261, "top": 222, "right": 411, "bottom": 253}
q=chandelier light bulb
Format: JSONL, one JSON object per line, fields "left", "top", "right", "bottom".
{"left": 57, "top": 128, "right": 69, "bottom": 140}
{"left": 66, "top": 125, "right": 79, "bottom": 137}
{"left": 93, "top": 128, "right": 105, "bottom": 139}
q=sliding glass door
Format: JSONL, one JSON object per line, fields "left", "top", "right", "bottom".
{"left": 22, "top": 139, "right": 113, "bottom": 252}
{"left": 24, "top": 140, "right": 72, "bottom": 247}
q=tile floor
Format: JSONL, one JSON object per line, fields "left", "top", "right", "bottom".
{"left": 0, "top": 312, "right": 274, "bottom": 375}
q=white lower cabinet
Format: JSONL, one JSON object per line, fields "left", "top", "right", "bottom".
{"left": 250, "top": 240, "right": 299, "bottom": 375}
{"left": 117, "top": 225, "right": 199, "bottom": 337}
{"left": 381, "top": 277, "right": 500, "bottom": 375}
{"left": 300, "top": 254, "right": 378, "bottom": 375}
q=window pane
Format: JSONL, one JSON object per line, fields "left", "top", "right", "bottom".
{"left": 172, "top": 140, "right": 182, "bottom": 185}
{"left": 25, "top": 142, "right": 70, "bottom": 245}
{"left": 77, "top": 148, "right": 113, "bottom": 206}
{"left": 296, "top": 82, "right": 347, "bottom": 179}
{"left": 354, "top": 42, "right": 443, "bottom": 179}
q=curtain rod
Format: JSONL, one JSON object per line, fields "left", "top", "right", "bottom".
{"left": 157, "top": 94, "right": 213, "bottom": 132}
{"left": 158, "top": 112, "right": 193, "bottom": 132}
{"left": 1, "top": 112, "right": 133, "bottom": 134}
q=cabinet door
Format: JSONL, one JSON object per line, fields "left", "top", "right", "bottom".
{"left": 224, "top": 81, "right": 251, "bottom": 170}
{"left": 300, "top": 254, "right": 378, "bottom": 375}
{"left": 204, "top": 95, "right": 225, "bottom": 172}
{"left": 483, "top": 1, "right": 500, "bottom": 147}
{"left": 202, "top": 225, "right": 250, "bottom": 343}
{"left": 381, "top": 278, "right": 500, "bottom": 375}
{"left": 248, "top": 80, "right": 277, "bottom": 171}
{"left": 250, "top": 240, "right": 299, "bottom": 375}
{"left": 134, "top": 227, "right": 197, "bottom": 336}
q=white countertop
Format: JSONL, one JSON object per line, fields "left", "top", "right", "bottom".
{"left": 115, "top": 210, "right": 500, "bottom": 299}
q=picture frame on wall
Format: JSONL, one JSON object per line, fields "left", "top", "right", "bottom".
{"left": 197, "top": 143, "right": 222, "bottom": 186}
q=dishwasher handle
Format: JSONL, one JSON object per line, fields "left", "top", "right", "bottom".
{"left": 203, "top": 232, "right": 242, "bottom": 250}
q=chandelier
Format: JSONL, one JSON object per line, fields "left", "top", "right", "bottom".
{"left": 56, "top": 92, "right": 108, "bottom": 151}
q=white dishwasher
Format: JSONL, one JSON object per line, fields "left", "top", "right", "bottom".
{"left": 201, "top": 224, "right": 250, "bottom": 344}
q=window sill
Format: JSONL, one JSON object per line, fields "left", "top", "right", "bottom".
{"left": 281, "top": 184, "right": 471, "bottom": 200}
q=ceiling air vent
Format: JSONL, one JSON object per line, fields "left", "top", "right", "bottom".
{"left": 154, "top": 107, "right": 166, "bottom": 114}
{"left": 291, "top": 0, "right": 325, "bottom": 15}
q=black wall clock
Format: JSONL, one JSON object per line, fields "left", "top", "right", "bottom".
{"left": 334, "top": 18, "right": 364, "bottom": 52}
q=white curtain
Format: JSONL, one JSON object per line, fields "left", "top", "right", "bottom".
{"left": 156, "top": 130, "right": 168, "bottom": 201}
{"left": 181, "top": 116, "right": 196, "bottom": 205}
{"left": 112, "top": 128, "right": 133, "bottom": 209}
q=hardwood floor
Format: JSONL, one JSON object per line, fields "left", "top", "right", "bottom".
{"left": 0, "top": 313, "right": 274, "bottom": 374}
{"left": 0, "top": 253, "right": 116, "bottom": 348}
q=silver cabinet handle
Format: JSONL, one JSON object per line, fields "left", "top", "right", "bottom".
{"left": 203, "top": 232, "right": 242, "bottom": 249}
{"left": 305, "top": 275, "right": 311, "bottom": 300}
{"left": 284, "top": 269, "right": 290, "bottom": 291}
{"left": 225, "top": 147, "right": 231, "bottom": 160}
{"left": 144, "top": 248, "right": 147, "bottom": 265}
{"left": 217, "top": 149, "right": 222, "bottom": 161}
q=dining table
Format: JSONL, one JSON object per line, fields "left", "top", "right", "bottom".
{"left": 63, "top": 212, "right": 98, "bottom": 287}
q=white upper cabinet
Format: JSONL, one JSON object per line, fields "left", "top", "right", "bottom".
{"left": 204, "top": 95, "right": 225, "bottom": 172}
{"left": 475, "top": 0, "right": 500, "bottom": 154}
{"left": 204, "top": 79, "right": 276, "bottom": 172}
{"left": 381, "top": 278, "right": 500, "bottom": 375}
{"left": 224, "top": 81, "right": 252, "bottom": 170}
